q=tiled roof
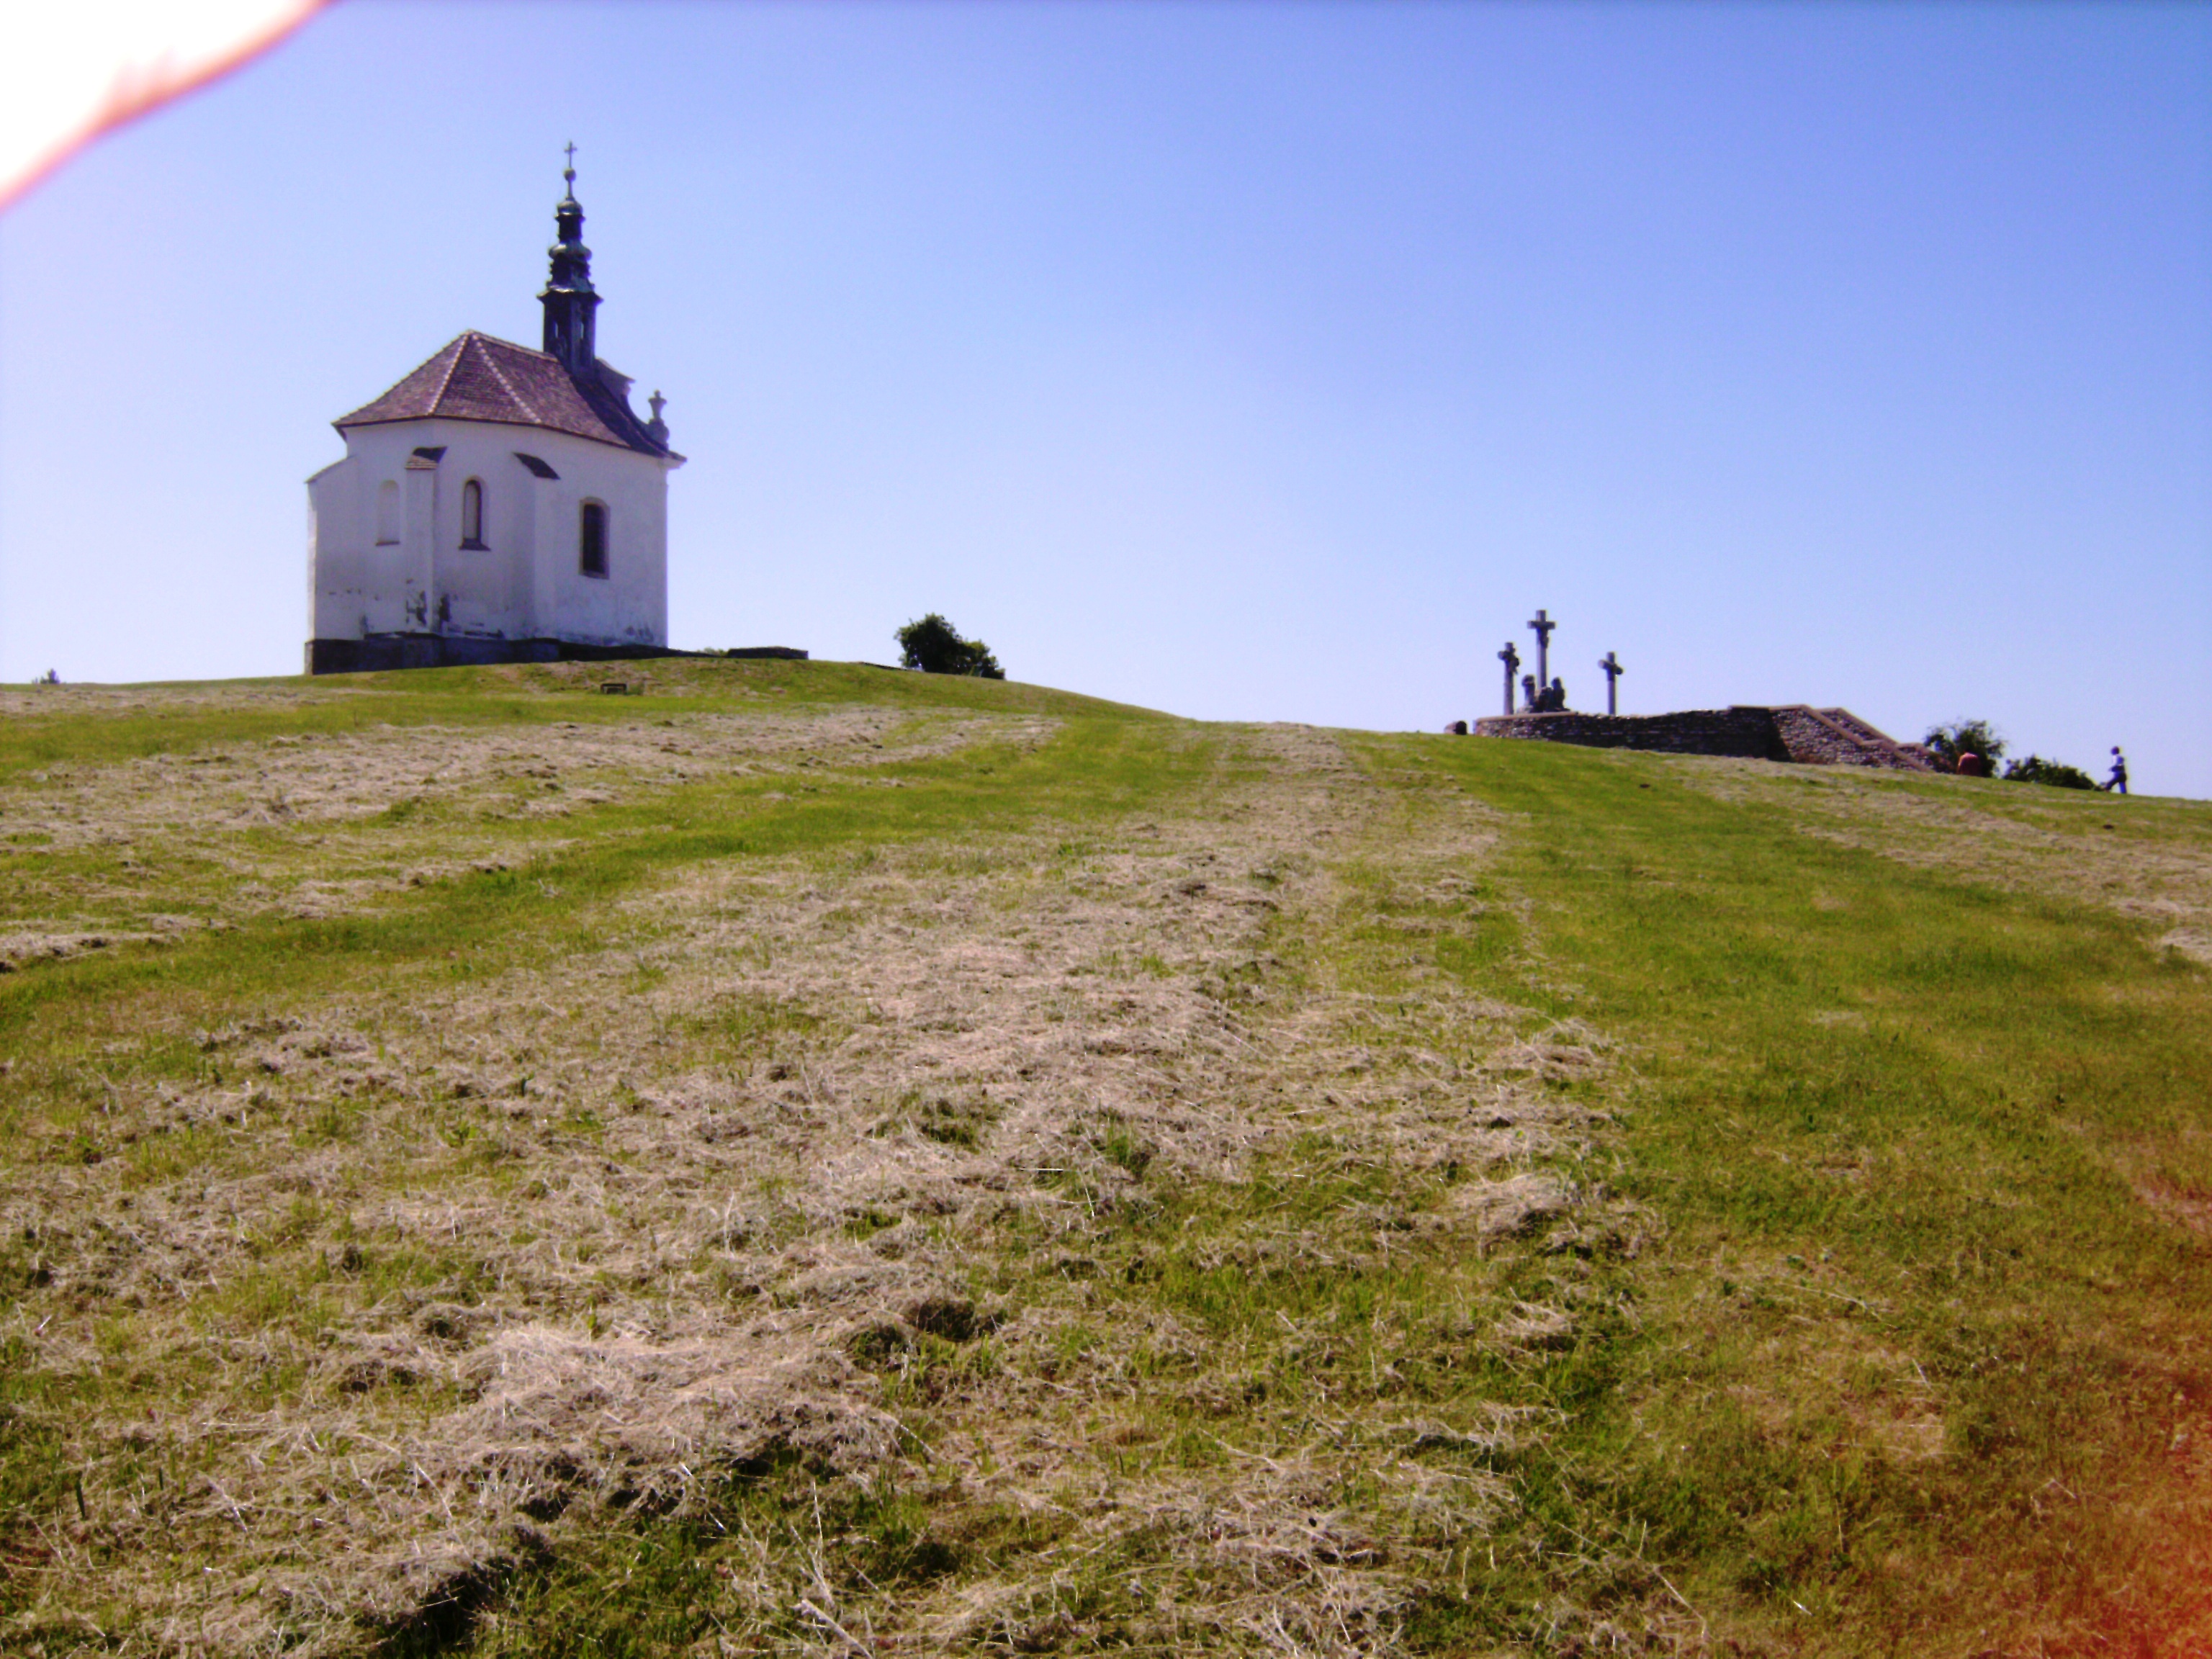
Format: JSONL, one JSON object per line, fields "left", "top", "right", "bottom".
{"left": 335, "top": 332, "right": 672, "bottom": 458}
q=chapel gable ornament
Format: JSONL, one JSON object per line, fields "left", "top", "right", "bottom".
{"left": 305, "top": 152, "right": 685, "bottom": 674}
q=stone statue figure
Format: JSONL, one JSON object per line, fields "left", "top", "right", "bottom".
{"left": 1521, "top": 674, "right": 1539, "bottom": 712}
{"left": 1529, "top": 677, "right": 1568, "bottom": 712}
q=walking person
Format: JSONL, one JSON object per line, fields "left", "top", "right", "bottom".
{"left": 2105, "top": 747, "right": 2128, "bottom": 795}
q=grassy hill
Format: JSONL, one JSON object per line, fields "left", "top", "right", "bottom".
{"left": 3, "top": 660, "right": 2208, "bottom": 1657}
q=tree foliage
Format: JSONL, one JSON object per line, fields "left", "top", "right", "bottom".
{"left": 2003, "top": 755, "right": 2098, "bottom": 790}
{"left": 896, "top": 613, "right": 1004, "bottom": 680}
{"left": 1923, "top": 719, "right": 2006, "bottom": 775}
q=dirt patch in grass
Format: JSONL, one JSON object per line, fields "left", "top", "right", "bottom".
{"left": 2157, "top": 927, "right": 2212, "bottom": 966}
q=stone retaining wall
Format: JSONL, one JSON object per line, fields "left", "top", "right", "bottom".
{"left": 1471, "top": 706, "right": 1934, "bottom": 771}
{"left": 1472, "top": 707, "right": 1788, "bottom": 758}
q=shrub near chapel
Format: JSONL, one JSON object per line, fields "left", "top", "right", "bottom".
{"left": 896, "top": 614, "right": 1004, "bottom": 679}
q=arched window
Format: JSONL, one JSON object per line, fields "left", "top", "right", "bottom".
{"left": 459, "top": 479, "right": 486, "bottom": 548}
{"left": 374, "top": 480, "right": 400, "bottom": 545}
{"left": 579, "top": 500, "right": 608, "bottom": 577}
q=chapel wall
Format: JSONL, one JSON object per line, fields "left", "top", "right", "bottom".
{"left": 513, "top": 427, "right": 668, "bottom": 649}
{"left": 307, "top": 419, "right": 668, "bottom": 656}
{"left": 307, "top": 433, "right": 418, "bottom": 639}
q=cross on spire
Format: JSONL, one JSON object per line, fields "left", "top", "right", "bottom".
{"left": 541, "top": 151, "right": 598, "bottom": 373}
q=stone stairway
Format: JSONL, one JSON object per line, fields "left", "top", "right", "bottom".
{"left": 1765, "top": 706, "right": 1936, "bottom": 771}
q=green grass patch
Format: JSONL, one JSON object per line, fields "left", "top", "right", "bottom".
{"left": 1393, "top": 733, "right": 2212, "bottom": 1650}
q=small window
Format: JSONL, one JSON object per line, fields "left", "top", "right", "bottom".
{"left": 580, "top": 500, "right": 608, "bottom": 577}
{"left": 460, "top": 479, "right": 486, "bottom": 548}
{"left": 374, "top": 480, "right": 400, "bottom": 545}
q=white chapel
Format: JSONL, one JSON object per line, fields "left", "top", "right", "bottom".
{"left": 306, "top": 162, "right": 683, "bottom": 673}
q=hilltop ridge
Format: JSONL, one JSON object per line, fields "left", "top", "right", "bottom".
{"left": 3, "top": 660, "right": 2209, "bottom": 1655}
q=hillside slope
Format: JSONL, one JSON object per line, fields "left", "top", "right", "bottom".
{"left": 2, "top": 662, "right": 2208, "bottom": 1656}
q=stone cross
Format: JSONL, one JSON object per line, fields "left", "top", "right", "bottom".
{"left": 1497, "top": 640, "right": 1521, "bottom": 716}
{"left": 1526, "top": 609, "right": 1556, "bottom": 691}
{"left": 1599, "top": 650, "right": 1623, "bottom": 716}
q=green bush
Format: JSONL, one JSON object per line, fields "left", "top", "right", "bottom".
{"left": 2004, "top": 754, "right": 2097, "bottom": 790}
{"left": 896, "top": 613, "right": 1005, "bottom": 680}
{"left": 1923, "top": 719, "right": 2006, "bottom": 774}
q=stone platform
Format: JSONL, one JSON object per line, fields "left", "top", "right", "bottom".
{"left": 1470, "top": 706, "right": 1934, "bottom": 771}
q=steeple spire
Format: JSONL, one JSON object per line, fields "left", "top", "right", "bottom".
{"left": 539, "top": 145, "right": 599, "bottom": 376}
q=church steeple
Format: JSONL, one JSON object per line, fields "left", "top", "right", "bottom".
{"left": 539, "top": 145, "right": 600, "bottom": 376}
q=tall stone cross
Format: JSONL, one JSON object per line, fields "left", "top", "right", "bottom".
{"left": 1497, "top": 640, "right": 1521, "bottom": 716}
{"left": 1599, "top": 650, "right": 1624, "bottom": 716}
{"left": 1526, "top": 609, "right": 1556, "bottom": 692}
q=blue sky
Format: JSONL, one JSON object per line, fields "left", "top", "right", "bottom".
{"left": 3, "top": 1, "right": 2206, "bottom": 793}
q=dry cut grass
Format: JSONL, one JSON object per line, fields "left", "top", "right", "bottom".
{"left": 2, "top": 704, "right": 1632, "bottom": 1656}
